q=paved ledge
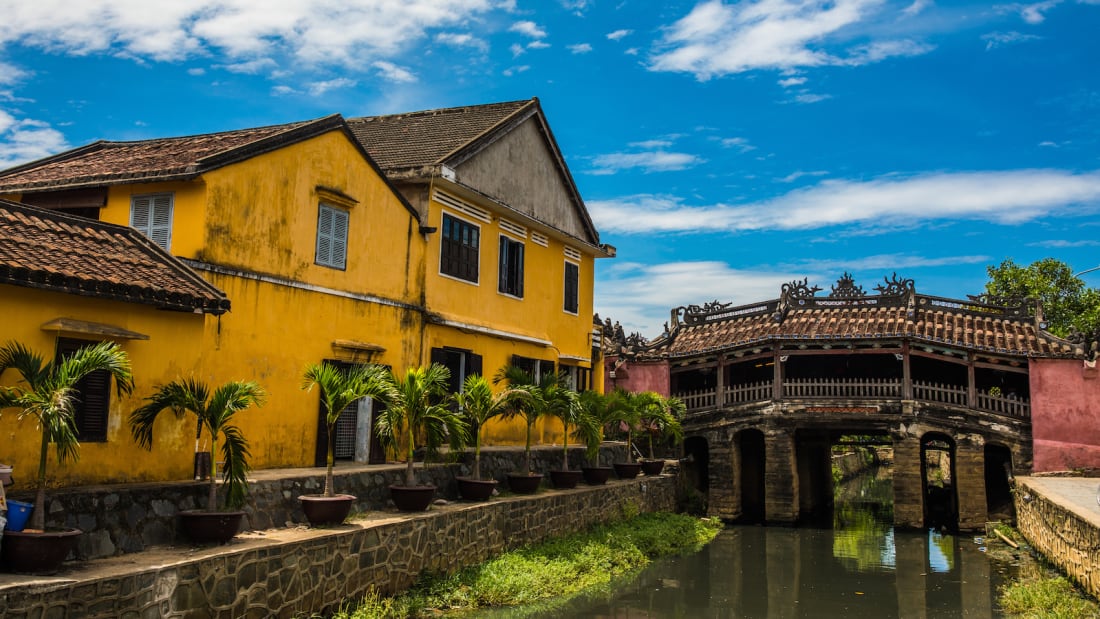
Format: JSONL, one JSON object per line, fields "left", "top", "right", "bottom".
{"left": 1015, "top": 476, "right": 1100, "bottom": 600}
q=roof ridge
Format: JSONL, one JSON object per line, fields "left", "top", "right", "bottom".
{"left": 348, "top": 98, "right": 534, "bottom": 123}
{"left": 92, "top": 117, "right": 324, "bottom": 147}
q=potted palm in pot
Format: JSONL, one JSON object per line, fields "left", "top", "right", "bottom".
{"left": 542, "top": 374, "right": 583, "bottom": 489}
{"left": 608, "top": 388, "right": 645, "bottom": 479}
{"left": 493, "top": 365, "right": 547, "bottom": 494}
{"left": 575, "top": 390, "right": 613, "bottom": 485}
{"left": 451, "top": 373, "right": 509, "bottom": 501}
{"left": 129, "top": 378, "right": 265, "bottom": 544}
{"left": 375, "top": 364, "right": 468, "bottom": 511}
{"left": 0, "top": 340, "right": 133, "bottom": 573}
{"left": 300, "top": 361, "right": 392, "bottom": 525}
{"left": 638, "top": 395, "right": 685, "bottom": 476}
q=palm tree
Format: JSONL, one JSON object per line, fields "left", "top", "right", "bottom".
{"left": 638, "top": 394, "right": 685, "bottom": 460}
{"left": 452, "top": 373, "right": 511, "bottom": 480}
{"left": 541, "top": 374, "right": 582, "bottom": 471}
{"left": 130, "top": 379, "right": 265, "bottom": 511}
{"left": 492, "top": 365, "right": 550, "bottom": 475}
{"left": 375, "top": 364, "right": 468, "bottom": 487}
{"left": 575, "top": 390, "right": 614, "bottom": 467}
{"left": 606, "top": 388, "right": 647, "bottom": 463}
{"left": 301, "top": 362, "right": 392, "bottom": 496}
{"left": 0, "top": 341, "right": 133, "bottom": 530}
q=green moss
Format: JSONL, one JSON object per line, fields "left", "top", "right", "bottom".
{"left": 328, "top": 512, "right": 722, "bottom": 618}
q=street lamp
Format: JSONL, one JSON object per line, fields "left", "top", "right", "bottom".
{"left": 1074, "top": 266, "right": 1100, "bottom": 278}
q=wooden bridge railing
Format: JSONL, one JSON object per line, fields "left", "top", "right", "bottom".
{"left": 676, "top": 378, "right": 1030, "bottom": 418}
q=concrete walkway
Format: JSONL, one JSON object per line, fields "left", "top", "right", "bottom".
{"left": 1018, "top": 476, "right": 1100, "bottom": 526}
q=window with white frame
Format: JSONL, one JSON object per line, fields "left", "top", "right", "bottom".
{"left": 498, "top": 235, "right": 525, "bottom": 297}
{"left": 130, "top": 193, "right": 173, "bottom": 251}
{"left": 315, "top": 203, "right": 349, "bottom": 269}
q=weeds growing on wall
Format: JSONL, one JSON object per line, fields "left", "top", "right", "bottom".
{"left": 327, "top": 512, "right": 722, "bottom": 618}
{"left": 999, "top": 576, "right": 1100, "bottom": 618}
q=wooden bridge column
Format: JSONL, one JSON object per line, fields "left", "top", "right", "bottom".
{"left": 772, "top": 346, "right": 783, "bottom": 400}
{"left": 893, "top": 433, "right": 925, "bottom": 528}
{"left": 902, "top": 342, "right": 913, "bottom": 399}
{"left": 708, "top": 438, "right": 740, "bottom": 520}
{"left": 764, "top": 429, "right": 798, "bottom": 524}
{"left": 955, "top": 436, "right": 988, "bottom": 531}
{"left": 716, "top": 358, "right": 726, "bottom": 408}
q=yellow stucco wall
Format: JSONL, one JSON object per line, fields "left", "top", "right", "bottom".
{"left": 0, "top": 286, "right": 207, "bottom": 491}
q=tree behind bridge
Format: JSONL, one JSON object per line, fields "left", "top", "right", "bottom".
{"left": 984, "top": 258, "right": 1100, "bottom": 339}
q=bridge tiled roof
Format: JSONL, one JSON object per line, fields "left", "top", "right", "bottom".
{"left": 644, "top": 275, "right": 1081, "bottom": 359}
{"left": 0, "top": 199, "right": 230, "bottom": 313}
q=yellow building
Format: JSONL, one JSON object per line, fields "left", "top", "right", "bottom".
{"left": 348, "top": 98, "right": 614, "bottom": 444}
{"left": 0, "top": 100, "right": 611, "bottom": 486}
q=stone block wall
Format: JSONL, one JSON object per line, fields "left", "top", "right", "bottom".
{"left": 3, "top": 444, "right": 624, "bottom": 561}
{"left": 1015, "top": 479, "right": 1100, "bottom": 600}
{"left": 0, "top": 475, "right": 678, "bottom": 618}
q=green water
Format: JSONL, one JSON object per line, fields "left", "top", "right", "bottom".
{"left": 475, "top": 468, "right": 1013, "bottom": 618}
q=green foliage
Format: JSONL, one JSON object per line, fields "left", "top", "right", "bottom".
{"left": 451, "top": 373, "right": 512, "bottom": 480}
{"left": 1000, "top": 576, "right": 1100, "bottom": 618}
{"left": 0, "top": 340, "right": 134, "bottom": 530}
{"left": 493, "top": 365, "right": 577, "bottom": 473}
{"left": 302, "top": 362, "right": 393, "bottom": 496}
{"left": 984, "top": 257, "right": 1100, "bottom": 338}
{"left": 130, "top": 378, "right": 265, "bottom": 511}
{"left": 331, "top": 513, "right": 722, "bottom": 618}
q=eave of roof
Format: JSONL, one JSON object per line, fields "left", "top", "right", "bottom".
{"left": 0, "top": 198, "right": 230, "bottom": 314}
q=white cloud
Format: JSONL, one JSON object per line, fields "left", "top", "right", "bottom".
{"left": 587, "top": 169, "right": 1100, "bottom": 233}
{"left": 509, "top": 20, "right": 547, "bottom": 38}
{"left": 0, "top": 110, "right": 70, "bottom": 168}
{"left": 718, "top": 136, "right": 757, "bottom": 153}
{"left": 0, "top": 61, "right": 27, "bottom": 85}
{"left": 981, "top": 31, "right": 1041, "bottom": 50}
{"left": 271, "top": 85, "right": 297, "bottom": 96}
{"left": 568, "top": 43, "right": 592, "bottom": 54}
{"left": 606, "top": 29, "right": 632, "bottom": 41}
{"left": 1027, "top": 239, "right": 1100, "bottom": 248}
{"left": 510, "top": 43, "right": 525, "bottom": 57}
{"left": 589, "top": 151, "right": 704, "bottom": 175}
{"left": 902, "top": 0, "right": 932, "bottom": 16}
{"left": 186, "top": 67, "right": 205, "bottom": 76}
{"left": 502, "top": 65, "right": 529, "bottom": 76}
{"left": 219, "top": 58, "right": 278, "bottom": 75}
{"left": 629, "top": 139, "right": 674, "bottom": 149}
{"left": 792, "top": 253, "right": 991, "bottom": 272}
{"left": 307, "top": 77, "right": 358, "bottom": 95}
{"left": 527, "top": 40, "right": 550, "bottom": 50}
{"left": 996, "top": 1, "right": 1063, "bottom": 24}
{"left": 435, "top": 32, "right": 489, "bottom": 52}
{"left": 777, "top": 169, "right": 829, "bottom": 183}
{"left": 778, "top": 76, "right": 807, "bottom": 87}
{"left": 624, "top": 47, "right": 639, "bottom": 56}
{"left": 649, "top": 0, "right": 936, "bottom": 80}
{"left": 371, "top": 61, "right": 416, "bottom": 83}
{"left": 792, "top": 92, "right": 832, "bottom": 103}
{"left": 0, "top": 1, "right": 500, "bottom": 69}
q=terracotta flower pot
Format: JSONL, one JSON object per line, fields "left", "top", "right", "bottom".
{"left": 506, "top": 473, "right": 543, "bottom": 494}
{"left": 640, "top": 460, "right": 666, "bottom": 476}
{"left": 299, "top": 494, "right": 355, "bottom": 526}
{"left": 0, "top": 528, "right": 81, "bottom": 573}
{"left": 582, "top": 466, "right": 612, "bottom": 485}
{"left": 613, "top": 462, "right": 642, "bottom": 479}
{"left": 178, "top": 510, "right": 245, "bottom": 545}
{"left": 389, "top": 485, "right": 436, "bottom": 512}
{"left": 549, "top": 469, "right": 583, "bottom": 489}
{"left": 456, "top": 477, "right": 497, "bottom": 501}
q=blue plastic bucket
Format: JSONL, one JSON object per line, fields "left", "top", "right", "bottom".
{"left": 4, "top": 500, "right": 32, "bottom": 532}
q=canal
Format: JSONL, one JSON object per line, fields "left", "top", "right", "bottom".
{"left": 474, "top": 462, "right": 1018, "bottom": 618}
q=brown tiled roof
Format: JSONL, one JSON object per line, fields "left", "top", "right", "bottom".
{"left": 0, "top": 116, "right": 346, "bottom": 193}
{"left": 0, "top": 199, "right": 230, "bottom": 313}
{"left": 346, "top": 99, "right": 535, "bottom": 171}
{"left": 655, "top": 285, "right": 1081, "bottom": 359}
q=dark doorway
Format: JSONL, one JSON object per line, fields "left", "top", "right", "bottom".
{"left": 313, "top": 360, "right": 385, "bottom": 467}
{"left": 984, "top": 444, "right": 1015, "bottom": 522}
{"left": 921, "top": 433, "right": 958, "bottom": 532}
{"left": 739, "top": 429, "right": 766, "bottom": 524}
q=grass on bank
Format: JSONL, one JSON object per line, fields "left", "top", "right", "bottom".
{"left": 988, "top": 522, "right": 1100, "bottom": 619}
{"left": 329, "top": 512, "right": 722, "bottom": 618}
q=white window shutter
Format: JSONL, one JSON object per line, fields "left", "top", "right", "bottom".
{"left": 131, "top": 194, "right": 172, "bottom": 251}
{"left": 332, "top": 208, "right": 348, "bottom": 269}
{"left": 316, "top": 204, "right": 348, "bottom": 269}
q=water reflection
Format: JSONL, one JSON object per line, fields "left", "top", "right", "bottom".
{"left": 473, "top": 467, "right": 1009, "bottom": 618}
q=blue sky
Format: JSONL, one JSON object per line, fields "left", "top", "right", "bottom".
{"left": 2, "top": 0, "right": 1099, "bottom": 336}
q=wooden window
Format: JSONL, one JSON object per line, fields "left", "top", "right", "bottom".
{"left": 315, "top": 203, "right": 349, "bottom": 269}
{"left": 431, "top": 347, "right": 483, "bottom": 394}
{"left": 441, "top": 213, "right": 480, "bottom": 282}
{"left": 498, "top": 235, "right": 524, "bottom": 298}
{"left": 564, "top": 261, "right": 579, "bottom": 314}
{"left": 130, "top": 193, "right": 173, "bottom": 251}
{"left": 511, "top": 355, "right": 555, "bottom": 383}
{"left": 56, "top": 338, "right": 111, "bottom": 443}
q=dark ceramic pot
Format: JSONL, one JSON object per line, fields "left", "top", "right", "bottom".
{"left": 0, "top": 528, "right": 81, "bottom": 573}
{"left": 613, "top": 462, "right": 642, "bottom": 479}
{"left": 178, "top": 510, "right": 244, "bottom": 545}
{"left": 581, "top": 466, "right": 612, "bottom": 485}
{"left": 456, "top": 477, "right": 497, "bottom": 501}
{"left": 389, "top": 485, "right": 436, "bottom": 512}
{"left": 299, "top": 494, "right": 355, "bottom": 526}
{"left": 549, "top": 469, "right": 583, "bottom": 489}
{"left": 506, "top": 473, "right": 543, "bottom": 494}
{"left": 640, "top": 460, "right": 666, "bottom": 476}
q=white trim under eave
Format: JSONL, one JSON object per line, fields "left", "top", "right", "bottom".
{"left": 429, "top": 316, "right": 552, "bottom": 347}
{"left": 558, "top": 354, "right": 591, "bottom": 363}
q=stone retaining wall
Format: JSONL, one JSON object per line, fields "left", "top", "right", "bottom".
{"left": 4, "top": 444, "right": 625, "bottom": 561}
{"left": 1015, "top": 480, "right": 1100, "bottom": 599}
{"left": 0, "top": 474, "right": 677, "bottom": 618}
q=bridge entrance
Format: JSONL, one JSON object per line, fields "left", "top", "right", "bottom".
{"left": 738, "top": 429, "right": 766, "bottom": 523}
{"left": 921, "top": 433, "right": 958, "bottom": 532}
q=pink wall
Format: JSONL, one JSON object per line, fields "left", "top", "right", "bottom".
{"left": 604, "top": 356, "right": 670, "bottom": 396}
{"left": 1030, "top": 358, "right": 1100, "bottom": 472}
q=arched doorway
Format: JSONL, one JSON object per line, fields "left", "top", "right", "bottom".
{"left": 984, "top": 443, "right": 1015, "bottom": 521}
{"left": 738, "top": 429, "right": 766, "bottom": 523}
{"left": 921, "top": 433, "right": 958, "bottom": 532}
{"left": 683, "top": 436, "right": 710, "bottom": 515}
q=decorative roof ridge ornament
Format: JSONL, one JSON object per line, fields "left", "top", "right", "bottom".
{"left": 829, "top": 272, "right": 865, "bottom": 298}
{"left": 774, "top": 277, "right": 821, "bottom": 323}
